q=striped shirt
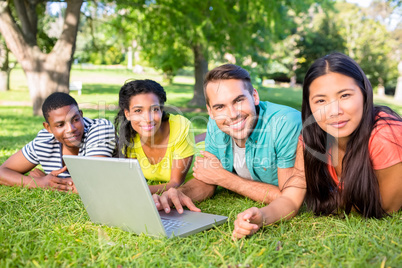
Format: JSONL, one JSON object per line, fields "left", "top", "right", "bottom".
{"left": 22, "top": 117, "right": 116, "bottom": 178}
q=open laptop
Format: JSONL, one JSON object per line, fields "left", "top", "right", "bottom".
{"left": 63, "top": 155, "right": 228, "bottom": 238}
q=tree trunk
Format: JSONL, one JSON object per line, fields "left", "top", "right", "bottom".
{"left": 0, "top": 0, "right": 83, "bottom": 115}
{"left": 189, "top": 44, "right": 208, "bottom": 107}
{"left": 0, "top": 37, "right": 9, "bottom": 91}
{"left": 0, "top": 71, "right": 7, "bottom": 91}
{"left": 395, "top": 61, "right": 402, "bottom": 102}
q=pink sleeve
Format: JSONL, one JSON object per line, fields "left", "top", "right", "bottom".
{"left": 369, "top": 122, "right": 402, "bottom": 170}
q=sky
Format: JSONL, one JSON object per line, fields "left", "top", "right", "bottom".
{"left": 346, "top": 0, "right": 372, "bottom": 7}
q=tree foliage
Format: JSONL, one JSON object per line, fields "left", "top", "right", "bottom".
{"left": 0, "top": 0, "right": 83, "bottom": 115}
{"left": 115, "top": 0, "right": 327, "bottom": 106}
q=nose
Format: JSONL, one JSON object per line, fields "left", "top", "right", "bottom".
{"left": 66, "top": 122, "right": 77, "bottom": 133}
{"left": 143, "top": 111, "right": 153, "bottom": 123}
{"left": 326, "top": 100, "right": 343, "bottom": 118}
{"left": 228, "top": 105, "right": 240, "bottom": 120}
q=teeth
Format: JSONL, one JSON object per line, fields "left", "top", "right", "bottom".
{"left": 230, "top": 119, "right": 244, "bottom": 129}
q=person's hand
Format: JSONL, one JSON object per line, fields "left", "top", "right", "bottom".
{"left": 29, "top": 168, "right": 46, "bottom": 178}
{"left": 193, "top": 151, "right": 224, "bottom": 185}
{"left": 31, "top": 166, "right": 76, "bottom": 193}
{"left": 232, "top": 207, "right": 264, "bottom": 240}
{"left": 152, "top": 188, "right": 201, "bottom": 214}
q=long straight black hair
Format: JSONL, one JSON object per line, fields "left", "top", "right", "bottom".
{"left": 114, "top": 79, "right": 169, "bottom": 158}
{"left": 302, "top": 52, "right": 401, "bottom": 218}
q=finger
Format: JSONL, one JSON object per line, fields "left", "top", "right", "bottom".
{"left": 169, "top": 192, "right": 184, "bottom": 214}
{"left": 50, "top": 177, "right": 72, "bottom": 185}
{"left": 200, "top": 151, "right": 215, "bottom": 158}
{"left": 152, "top": 194, "right": 162, "bottom": 210}
{"left": 181, "top": 195, "right": 201, "bottom": 212}
{"left": 49, "top": 183, "right": 74, "bottom": 192}
{"left": 50, "top": 166, "right": 68, "bottom": 176}
{"left": 159, "top": 193, "right": 172, "bottom": 213}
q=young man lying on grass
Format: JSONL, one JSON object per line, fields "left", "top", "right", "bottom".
{"left": 0, "top": 92, "right": 116, "bottom": 192}
{"left": 153, "top": 64, "right": 302, "bottom": 212}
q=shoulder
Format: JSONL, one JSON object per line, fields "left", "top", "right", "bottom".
{"left": 371, "top": 113, "right": 402, "bottom": 140}
{"left": 369, "top": 113, "right": 402, "bottom": 169}
{"left": 169, "top": 114, "right": 192, "bottom": 138}
{"left": 259, "top": 101, "right": 301, "bottom": 120}
{"left": 84, "top": 117, "right": 114, "bottom": 128}
{"left": 84, "top": 117, "right": 115, "bottom": 133}
{"left": 33, "top": 129, "right": 57, "bottom": 144}
{"left": 258, "top": 101, "right": 301, "bottom": 128}
{"left": 169, "top": 114, "right": 191, "bottom": 127}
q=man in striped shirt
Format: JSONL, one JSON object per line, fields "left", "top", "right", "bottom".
{"left": 0, "top": 92, "right": 116, "bottom": 192}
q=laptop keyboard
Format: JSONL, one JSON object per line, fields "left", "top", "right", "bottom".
{"left": 160, "top": 217, "right": 189, "bottom": 232}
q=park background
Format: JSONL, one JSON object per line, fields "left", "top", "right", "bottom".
{"left": 0, "top": 0, "right": 401, "bottom": 267}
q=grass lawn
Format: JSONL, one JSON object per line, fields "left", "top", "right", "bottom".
{"left": 0, "top": 68, "right": 401, "bottom": 267}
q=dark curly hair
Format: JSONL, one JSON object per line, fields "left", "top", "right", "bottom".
{"left": 114, "top": 79, "right": 169, "bottom": 157}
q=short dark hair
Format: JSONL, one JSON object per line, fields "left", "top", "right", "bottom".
{"left": 203, "top": 64, "right": 254, "bottom": 106}
{"left": 42, "top": 92, "right": 78, "bottom": 122}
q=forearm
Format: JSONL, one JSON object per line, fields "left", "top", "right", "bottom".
{"left": 259, "top": 195, "right": 300, "bottom": 225}
{"left": 0, "top": 167, "right": 38, "bottom": 188}
{"left": 215, "top": 169, "right": 280, "bottom": 204}
{"left": 149, "top": 181, "right": 182, "bottom": 195}
{"left": 179, "top": 178, "right": 216, "bottom": 202}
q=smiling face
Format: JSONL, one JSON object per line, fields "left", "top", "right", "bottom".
{"left": 43, "top": 104, "right": 84, "bottom": 149}
{"left": 124, "top": 93, "right": 163, "bottom": 139}
{"left": 206, "top": 79, "right": 259, "bottom": 147}
{"left": 308, "top": 72, "right": 364, "bottom": 142}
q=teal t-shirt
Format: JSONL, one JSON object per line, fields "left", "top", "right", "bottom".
{"left": 205, "top": 101, "right": 302, "bottom": 186}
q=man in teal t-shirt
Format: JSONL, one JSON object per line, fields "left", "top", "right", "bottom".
{"left": 153, "top": 64, "right": 302, "bottom": 213}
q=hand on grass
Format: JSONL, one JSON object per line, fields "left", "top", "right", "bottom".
{"left": 232, "top": 207, "right": 264, "bottom": 240}
{"left": 31, "top": 166, "right": 76, "bottom": 193}
{"left": 152, "top": 188, "right": 201, "bottom": 214}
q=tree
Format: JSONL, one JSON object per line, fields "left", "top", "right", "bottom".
{"left": 0, "top": 0, "right": 83, "bottom": 115}
{"left": 369, "top": 0, "right": 402, "bottom": 100}
{"left": 117, "top": 0, "right": 324, "bottom": 106}
{"left": 335, "top": 2, "right": 397, "bottom": 92}
{"left": 295, "top": 13, "right": 346, "bottom": 83}
{"left": 0, "top": 35, "right": 17, "bottom": 91}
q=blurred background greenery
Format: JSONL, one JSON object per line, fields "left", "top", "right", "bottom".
{"left": 1, "top": 0, "right": 402, "bottom": 113}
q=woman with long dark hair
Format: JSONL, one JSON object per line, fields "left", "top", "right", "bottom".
{"left": 115, "top": 79, "right": 196, "bottom": 194}
{"left": 232, "top": 52, "right": 402, "bottom": 239}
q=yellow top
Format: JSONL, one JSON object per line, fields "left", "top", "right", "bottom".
{"left": 126, "top": 114, "right": 196, "bottom": 182}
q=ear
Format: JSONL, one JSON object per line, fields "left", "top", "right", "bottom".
{"left": 79, "top": 110, "right": 83, "bottom": 118}
{"left": 43, "top": 122, "right": 52, "bottom": 134}
{"left": 252, "top": 88, "right": 260, "bottom": 106}
{"left": 124, "top": 109, "right": 130, "bottom": 120}
{"left": 206, "top": 104, "right": 214, "bottom": 119}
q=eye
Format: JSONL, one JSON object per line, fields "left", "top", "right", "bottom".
{"left": 56, "top": 123, "right": 64, "bottom": 128}
{"left": 341, "top": 93, "right": 351, "bottom": 99}
{"left": 153, "top": 107, "right": 160, "bottom": 112}
{"left": 236, "top": 98, "right": 244, "bottom": 103}
{"left": 134, "top": 109, "right": 141, "bottom": 113}
{"left": 215, "top": 105, "right": 224, "bottom": 110}
{"left": 315, "top": 99, "right": 325, "bottom": 104}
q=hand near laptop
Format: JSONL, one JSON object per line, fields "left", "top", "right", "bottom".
{"left": 29, "top": 166, "right": 77, "bottom": 193}
{"left": 152, "top": 188, "right": 201, "bottom": 214}
{"left": 192, "top": 151, "right": 225, "bottom": 185}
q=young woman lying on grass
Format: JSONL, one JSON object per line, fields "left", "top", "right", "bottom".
{"left": 232, "top": 52, "right": 402, "bottom": 239}
{"left": 114, "top": 79, "right": 196, "bottom": 194}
